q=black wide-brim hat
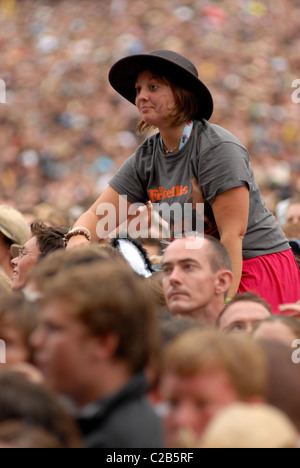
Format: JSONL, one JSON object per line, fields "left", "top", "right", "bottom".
{"left": 109, "top": 50, "right": 214, "bottom": 121}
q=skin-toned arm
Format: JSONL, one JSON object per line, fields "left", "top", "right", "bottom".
{"left": 67, "top": 186, "right": 134, "bottom": 248}
{"left": 212, "top": 186, "right": 250, "bottom": 298}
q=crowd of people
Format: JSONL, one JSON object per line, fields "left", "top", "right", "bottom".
{"left": 0, "top": 204, "right": 298, "bottom": 448}
{"left": 0, "top": 0, "right": 299, "bottom": 216}
{"left": 0, "top": 0, "right": 299, "bottom": 449}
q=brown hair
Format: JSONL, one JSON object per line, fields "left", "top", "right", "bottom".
{"left": 259, "top": 340, "right": 300, "bottom": 432}
{"left": 0, "top": 294, "right": 38, "bottom": 363}
{"left": 30, "top": 222, "right": 67, "bottom": 259}
{"left": 0, "top": 371, "right": 81, "bottom": 447}
{"left": 28, "top": 244, "right": 126, "bottom": 291}
{"left": 145, "top": 272, "right": 167, "bottom": 310}
{"left": 216, "top": 292, "right": 272, "bottom": 328}
{"left": 162, "top": 328, "right": 267, "bottom": 401}
{"left": 136, "top": 72, "right": 199, "bottom": 135}
{"left": 253, "top": 315, "right": 300, "bottom": 340}
{"left": 203, "top": 235, "right": 232, "bottom": 273}
{"left": 41, "top": 262, "right": 160, "bottom": 373}
{"left": 0, "top": 421, "right": 65, "bottom": 448}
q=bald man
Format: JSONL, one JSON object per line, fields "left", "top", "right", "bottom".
{"left": 162, "top": 236, "right": 233, "bottom": 325}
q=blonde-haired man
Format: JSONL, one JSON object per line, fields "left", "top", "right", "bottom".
{"left": 160, "top": 328, "right": 267, "bottom": 447}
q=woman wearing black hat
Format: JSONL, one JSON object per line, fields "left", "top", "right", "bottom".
{"left": 67, "top": 50, "right": 300, "bottom": 312}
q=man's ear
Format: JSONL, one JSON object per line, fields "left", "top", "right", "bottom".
{"left": 215, "top": 270, "right": 234, "bottom": 296}
{"left": 91, "top": 333, "right": 120, "bottom": 362}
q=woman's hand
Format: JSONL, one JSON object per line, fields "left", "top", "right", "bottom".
{"left": 67, "top": 186, "right": 134, "bottom": 248}
{"left": 66, "top": 235, "right": 90, "bottom": 250}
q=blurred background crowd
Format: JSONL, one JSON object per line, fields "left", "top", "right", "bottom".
{"left": 0, "top": 0, "right": 299, "bottom": 449}
{"left": 0, "top": 0, "right": 299, "bottom": 222}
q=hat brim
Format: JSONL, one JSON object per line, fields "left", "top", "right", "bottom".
{"left": 109, "top": 54, "right": 214, "bottom": 121}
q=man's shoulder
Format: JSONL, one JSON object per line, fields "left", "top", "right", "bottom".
{"left": 78, "top": 373, "right": 163, "bottom": 448}
{"left": 82, "top": 396, "right": 163, "bottom": 449}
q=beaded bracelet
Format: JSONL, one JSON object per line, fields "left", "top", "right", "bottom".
{"left": 64, "top": 227, "right": 92, "bottom": 246}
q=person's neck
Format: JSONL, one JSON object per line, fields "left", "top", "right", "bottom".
{"left": 190, "top": 297, "right": 225, "bottom": 326}
{"left": 159, "top": 123, "right": 186, "bottom": 154}
{"left": 73, "top": 361, "right": 133, "bottom": 409}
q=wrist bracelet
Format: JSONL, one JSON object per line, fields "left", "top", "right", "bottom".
{"left": 64, "top": 227, "right": 92, "bottom": 246}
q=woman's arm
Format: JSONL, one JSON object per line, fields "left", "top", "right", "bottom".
{"left": 67, "top": 186, "right": 133, "bottom": 248}
{"left": 212, "top": 186, "right": 250, "bottom": 298}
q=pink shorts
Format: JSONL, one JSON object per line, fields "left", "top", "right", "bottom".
{"left": 239, "top": 249, "right": 300, "bottom": 314}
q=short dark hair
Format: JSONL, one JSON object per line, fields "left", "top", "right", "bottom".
{"left": 204, "top": 235, "right": 232, "bottom": 273}
{"left": 160, "top": 316, "right": 205, "bottom": 349}
{"left": 30, "top": 223, "right": 67, "bottom": 259}
{"left": 216, "top": 292, "right": 272, "bottom": 328}
{"left": 0, "top": 372, "right": 80, "bottom": 447}
{"left": 29, "top": 244, "right": 126, "bottom": 291}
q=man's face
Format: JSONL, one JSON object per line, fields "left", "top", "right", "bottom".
{"left": 11, "top": 237, "right": 39, "bottom": 291}
{"left": 162, "top": 239, "right": 220, "bottom": 320}
{"left": 219, "top": 301, "right": 272, "bottom": 334}
{"left": 0, "top": 319, "right": 30, "bottom": 365}
{"left": 30, "top": 299, "right": 98, "bottom": 404}
{"left": 253, "top": 321, "right": 298, "bottom": 347}
{"left": 160, "top": 369, "right": 239, "bottom": 447}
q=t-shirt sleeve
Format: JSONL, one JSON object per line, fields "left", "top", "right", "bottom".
{"left": 109, "top": 153, "right": 149, "bottom": 205}
{"left": 199, "top": 142, "right": 252, "bottom": 205}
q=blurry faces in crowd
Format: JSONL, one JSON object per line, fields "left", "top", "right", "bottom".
{"left": 11, "top": 238, "right": 39, "bottom": 292}
{"left": 0, "top": 317, "right": 30, "bottom": 365}
{"left": 286, "top": 201, "right": 300, "bottom": 225}
{"left": 160, "top": 329, "right": 267, "bottom": 448}
{"left": 10, "top": 223, "right": 66, "bottom": 292}
{"left": 0, "top": 372, "right": 80, "bottom": 448}
{"left": 31, "top": 297, "right": 104, "bottom": 401}
{"left": 31, "top": 262, "right": 159, "bottom": 408}
{"left": 0, "top": 294, "right": 42, "bottom": 383}
{"left": 217, "top": 294, "right": 272, "bottom": 334}
{"left": 199, "top": 403, "right": 299, "bottom": 449}
{"left": 162, "top": 237, "right": 233, "bottom": 325}
{"left": 253, "top": 316, "right": 300, "bottom": 347}
{"left": 161, "top": 368, "right": 241, "bottom": 446}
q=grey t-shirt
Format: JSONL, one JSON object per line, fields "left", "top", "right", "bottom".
{"left": 109, "top": 120, "right": 289, "bottom": 259}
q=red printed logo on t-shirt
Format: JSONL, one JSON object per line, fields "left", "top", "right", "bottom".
{"left": 149, "top": 185, "right": 189, "bottom": 202}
